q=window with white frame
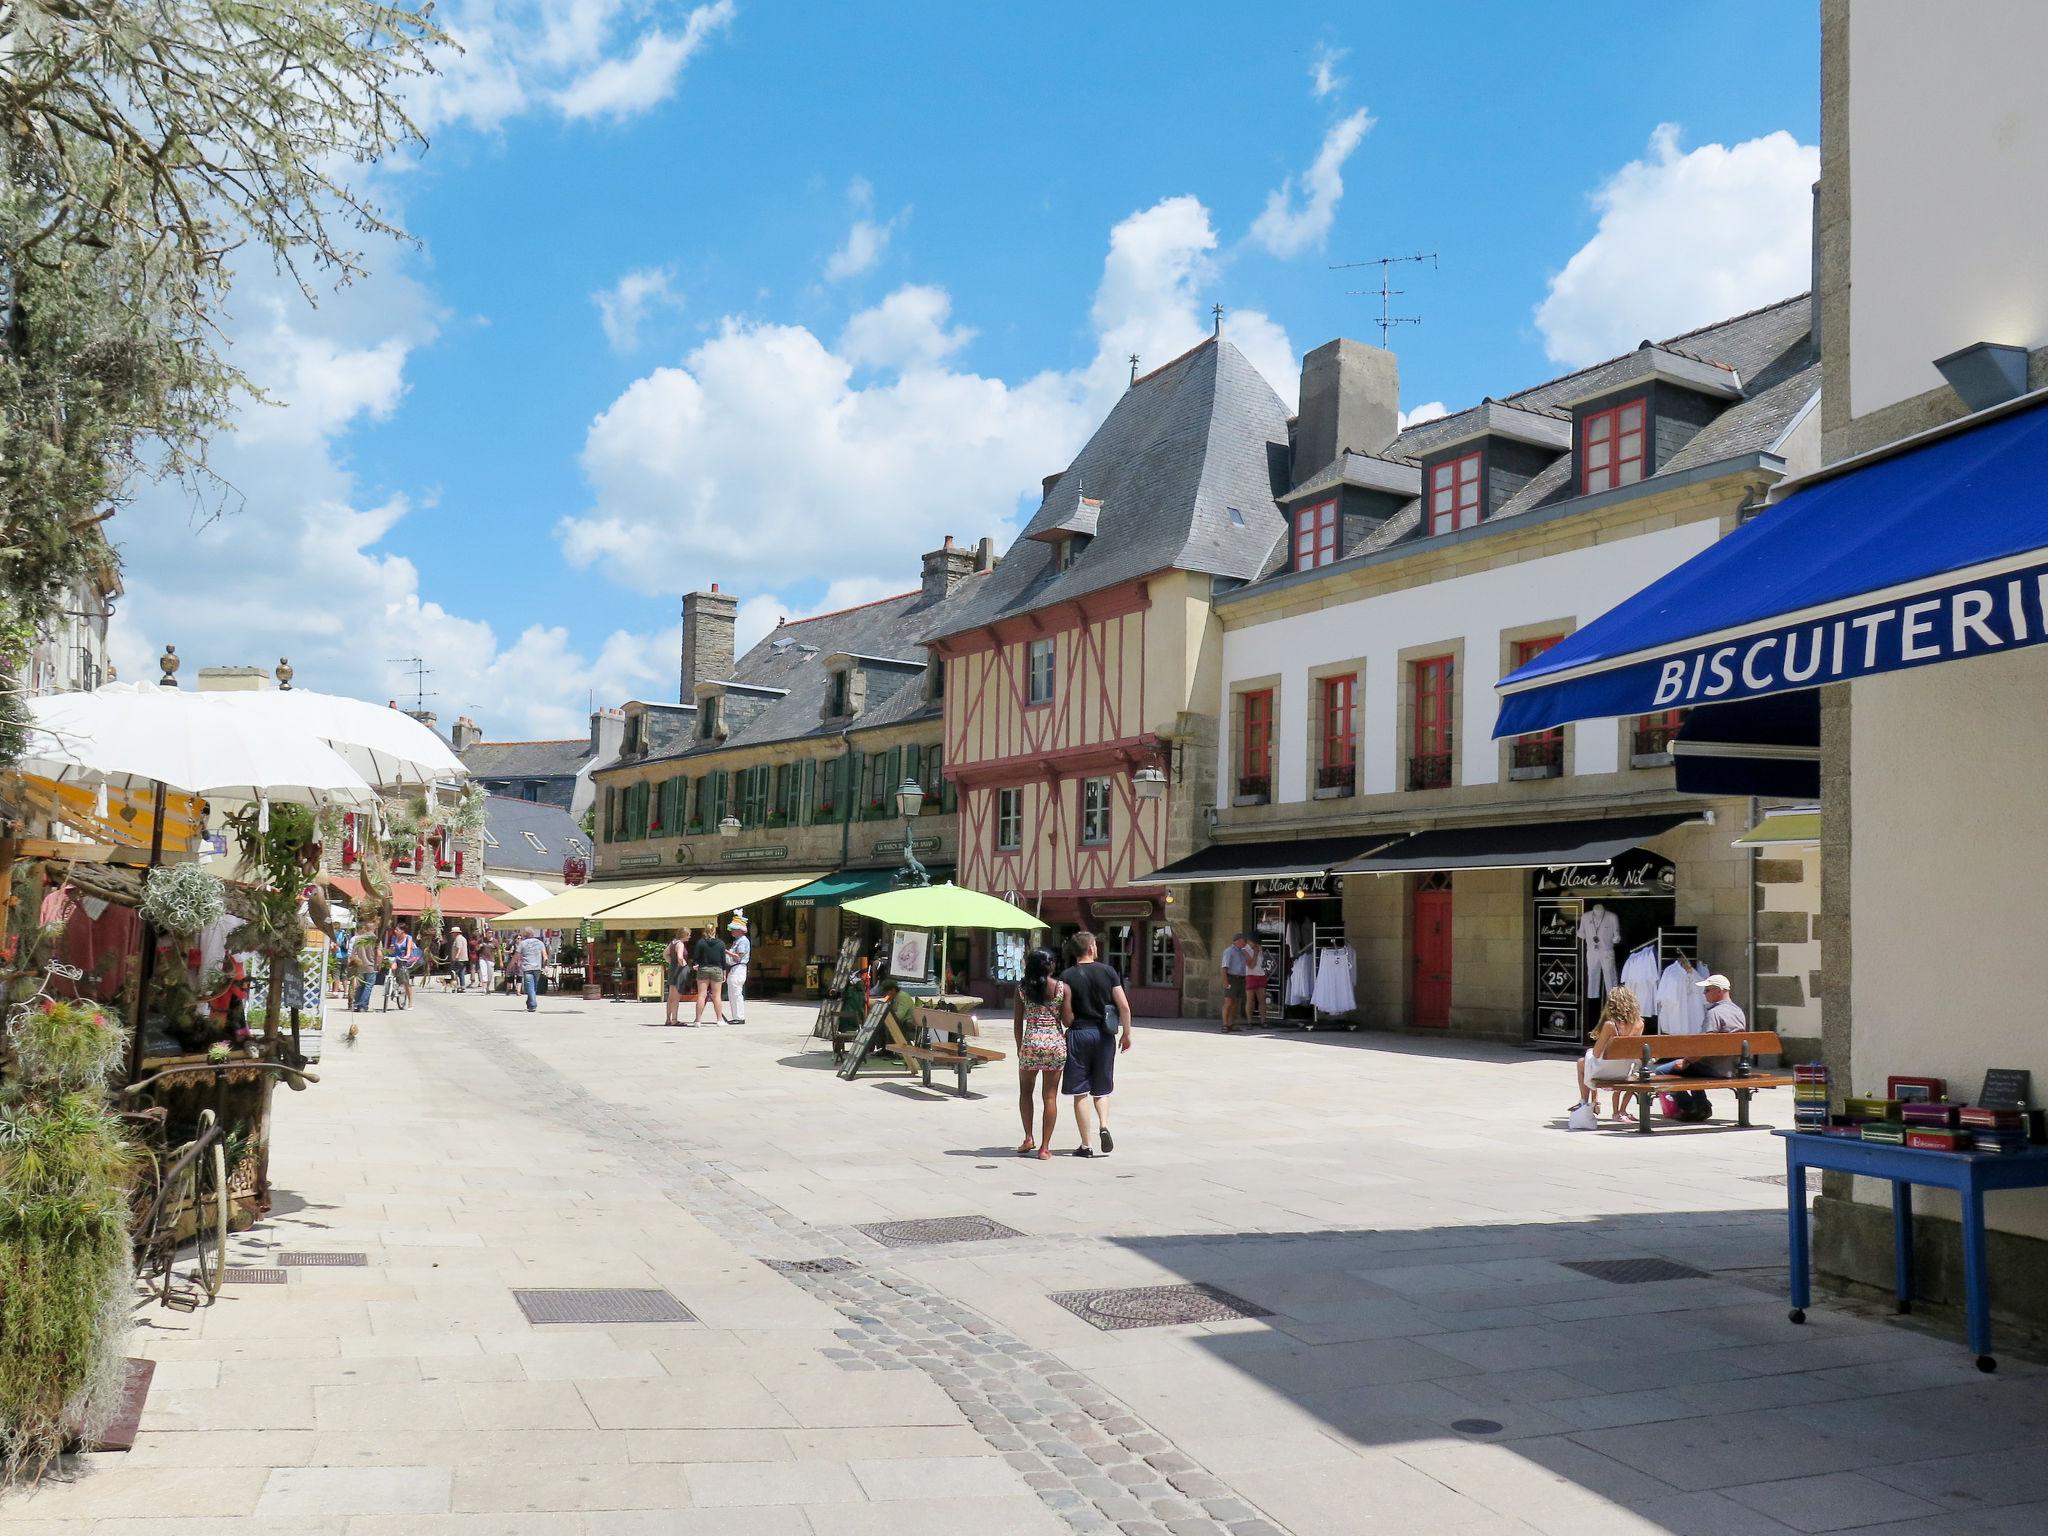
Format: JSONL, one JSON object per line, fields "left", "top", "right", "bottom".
{"left": 1026, "top": 638, "right": 1054, "bottom": 705}
{"left": 1428, "top": 450, "right": 1483, "bottom": 535}
{"left": 995, "top": 787, "right": 1023, "bottom": 851}
{"left": 1145, "top": 924, "right": 1176, "bottom": 987}
{"left": 1079, "top": 776, "right": 1111, "bottom": 845}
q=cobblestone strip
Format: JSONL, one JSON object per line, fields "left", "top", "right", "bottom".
{"left": 455, "top": 1013, "right": 1291, "bottom": 1536}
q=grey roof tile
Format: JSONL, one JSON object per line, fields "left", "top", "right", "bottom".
{"left": 461, "top": 739, "right": 591, "bottom": 780}
{"left": 482, "top": 796, "right": 589, "bottom": 874}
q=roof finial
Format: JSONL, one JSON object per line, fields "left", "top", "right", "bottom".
{"left": 1128, "top": 353, "right": 1140, "bottom": 386}
{"left": 1211, "top": 303, "right": 1224, "bottom": 338}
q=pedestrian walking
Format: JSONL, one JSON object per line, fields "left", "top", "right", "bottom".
{"left": 1059, "top": 930, "right": 1133, "bottom": 1158}
{"left": 348, "top": 928, "right": 377, "bottom": 1011}
{"left": 662, "top": 928, "right": 690, "bottom": 1026}
{"left": 689, "top": 925, "right": 728, "bottom": 1025}
{"left": 724, "top": 915, "right": 751, "bottom": 1025}
{"left": 450, "top": 925, "right": 470, "bottom": 991}
{"left": 515, "top": 928, "right": 547, "bottom": 1012}
{"left": 1012, "top": 945, "right": 1067, "bottom": 1160}
{"left": 472, "top": 929, "right": 494, "bottom": 993}
{"left": 1219, "top": 932, "right": 1255, "bottom": 1032}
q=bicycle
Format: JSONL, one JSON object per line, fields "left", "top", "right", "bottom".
{"left": 120, "top": 1059, "right": 317, "bottom": 1307}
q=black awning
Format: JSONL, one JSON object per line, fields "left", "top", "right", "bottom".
{"left": 1673, "top": 694, "right": 1821, "bottom": 799}
{"left": 1332, "top": 813, "right": 1699, "bottom": 875}
{"left": 1139, "top": 834, "right": 1396, "bottom": 885}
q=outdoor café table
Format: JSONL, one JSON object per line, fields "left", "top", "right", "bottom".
{"left": 1776, "top": 1129, "right": 2048, "bottom": 1372}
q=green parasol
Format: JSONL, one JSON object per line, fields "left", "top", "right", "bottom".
{"left": 844, "top": 883, "right": 1040, "bottom": 995}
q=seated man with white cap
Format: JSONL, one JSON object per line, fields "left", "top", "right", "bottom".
{"left": 1653, "top": 973, "right": 1746, "bottom": 1077}
{"left": 725, "top": 914, "right": 751, "bottom": 1025}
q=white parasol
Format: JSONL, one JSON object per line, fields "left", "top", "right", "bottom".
{"left": 200, "top": 686, "right": 464, "bottom": 789}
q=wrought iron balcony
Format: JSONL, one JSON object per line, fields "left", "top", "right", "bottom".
{"left": 1234, "top": 773, "right": 1272, "bottom": 804}
{"left": 1510, "top": 736, "right": 1563, "bottom": 778}
{"left": 1407, "top": 751, "right": 1453, "bottom": 791}
{"left": 1315, "top": 762, "right": 1356, "bottom": 796}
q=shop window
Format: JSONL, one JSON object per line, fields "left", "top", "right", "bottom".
{"left": 1078, "top": 776, "right": 1112, "bottom": 846}
{"left": 996, "top": 787, "right": 1023, "bottom": 852}
{"left": 1292, "top": 498, "right": 1339, "bottom": 570}
{"left": 1102, "top": 922, "right": 1135, "bottom": 984}
{"left": 1633, "top": 708, "right": 1685, "bottom": 764}
{"left": 918, "top": 742, "right": 947, "bottom": 810}
{"left": 1409, "top": 655, "right": 1455, "bottom": 791}
{"left": 1145, "top": 924, "right": 1177, "bottom": 988}
{"left": 1508, "top": 636, "right": 1565, "bottom": 779}
{"left": 1026, "top": 638, "right": 1055, "bottom": 706}
{"left": 816, "top": 756, "right": 841, "bottom": 817}
{"left": 1237, "top": 689, "right": 1273, "bottom": 802}
{"left": 1318, "top": 675, "right": 1356, "bottom": 795}
{"left": 1581, "top": 399, "right": 1646, "bottom": 493}
{"left": 1428, "top": 450, "right": 1483, "bottom": 535}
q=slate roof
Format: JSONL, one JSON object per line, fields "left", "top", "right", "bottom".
{"left": 929, "top": 336, "right": 1291, "bottom": 637}
{"left": 618, "top": 573, "right": 986, "bottom": 773}
{"left": 1261, "top": 295, "right": 1820, "bottom": 577}
{"left": 460, "top": 738, "right": 592, "bottom": 781}
{"left": 482, "top": 796, "right": 589, "bottom": 874}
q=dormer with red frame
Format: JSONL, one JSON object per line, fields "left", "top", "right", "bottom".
{"left": 1411, "top": 399, "right": 1573, "bottom": 541}
{"left": 1549, "top": 343, "right": 1744, "bottom": 496}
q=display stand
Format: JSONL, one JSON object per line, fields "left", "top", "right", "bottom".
{"left": 811, "top": 936, "right": 861, "bottom": 1044}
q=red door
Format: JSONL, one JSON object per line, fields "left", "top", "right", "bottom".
{"left": 1412, "top": 877, "right": 1452, "bottom": 1028}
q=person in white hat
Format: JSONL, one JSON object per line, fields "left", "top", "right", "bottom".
{"left": 1652, "top": 973, "right": 1746, "bottom": 1078}
{"left": 724, "top": 914, "right": 751, "bottom": 1025}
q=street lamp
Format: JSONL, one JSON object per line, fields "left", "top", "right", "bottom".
{"left": 717, "top": 814, "right": 741, "bottom": 838}
{"left": 891, "top": 777, "right": 929, "bottom": 888}
{"left": 1132, "top": 765, "right": 1167, "bottom": 801}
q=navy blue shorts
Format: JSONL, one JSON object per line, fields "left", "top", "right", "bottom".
{"left": 1061, "top": 1024, "right": 1116, "bottom": 1098}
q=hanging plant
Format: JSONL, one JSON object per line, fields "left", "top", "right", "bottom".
{"left": 139, "top": 862, "right": 227, "bottom": 939}
{"left": 452, "top": 782, "right": 488, "bottom": 836}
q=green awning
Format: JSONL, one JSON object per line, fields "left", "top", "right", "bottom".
{"left": 783, "top": 867, "right": 955, "bottom": 909}
{"left": 1733, "top": 810, "right": 1821, "bottom": 848}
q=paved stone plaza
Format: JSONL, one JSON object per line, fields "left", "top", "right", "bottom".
{"left": 7, "top": 993, "right": 2048, "bottom": 1535}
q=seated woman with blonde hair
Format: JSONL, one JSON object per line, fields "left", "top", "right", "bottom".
{"left": 1573, "top": 988, "right": 1646, "bottom": 1119}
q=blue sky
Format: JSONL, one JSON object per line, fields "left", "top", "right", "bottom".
{"left": 110, "top": 0, "right": 1819, "bottom": 737}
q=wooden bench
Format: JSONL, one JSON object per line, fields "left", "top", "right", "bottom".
{"left": 1594, "top": 1030, "right": 1796, "bottom": 1134}
{"left": 885, "top": 1006, "right": 1006, "bottom": 1098}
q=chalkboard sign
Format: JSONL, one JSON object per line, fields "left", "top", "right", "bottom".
{"left": 836, "top": 998, "right": 892, "bottom": 1080}
{"left": 812, "top": 935, "right": 861, "bottom": 1040}
{"left": 1978, "top": 1068, "right": 2032, "bottom": 1110}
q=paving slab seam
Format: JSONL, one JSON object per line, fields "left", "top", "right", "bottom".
{"left": 453, "top": 1008, "right": 1293, "bottom": 1536}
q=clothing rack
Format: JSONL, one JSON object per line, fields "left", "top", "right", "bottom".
{"left": 1656, "top": 925, "right": 1700, "bottom": 964}
{"left": 1304, "top": 921, "right": 1356, "bottom": 1030}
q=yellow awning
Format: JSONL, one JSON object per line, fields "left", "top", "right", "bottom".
{"left": 488, "top": 877, "right": 676, "bottom": 928}
{"left": 593, "top": 872, "right": 826, "bottom": 931}
{"left": 12, "top": 774, "right": 204, "bottom": 851}
{"left": 1733, "top": 810, "right": 1821, "bottom": 848}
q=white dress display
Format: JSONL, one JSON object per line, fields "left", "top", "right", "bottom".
{"left": 1619, "top": 942, "right": 1662, "bottom": 1018}
{"left": 1577, "top": 904, "right": 1621, "bottom": 999}
{"left": 1655, "top": 959, "right": 1710, "bottom": 1032}
{"left": 1309, "top": 945, "right": 1357, "bottom": 1014}
{"left": 1286, "top": 949, "right": 1317, "bottom": 1007}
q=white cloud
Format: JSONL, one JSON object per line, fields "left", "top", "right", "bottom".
{"left": 409, "top": 0, "right": 734, "bottom": 132}
{"left": 1250, "top": 107, "right": 1373, "bottom": 259}
{"left": 1309, "top": 42, "right": 1347, "bottom": 100}
{"left": 1398, "top": 401, "right": 1447, "bottom": 430}
{"left": 560, "top": 195, "right": 1299, "bottom": 605}
{"left": 839, "top": 285, "right": 974, "bottom": 371}
{"left": 824, "top": 178, "right": 905, "bottom": 282}
{"left": 594, "top": 266, "right": 683, "bottom": 353}
{"left": 1535, "top": 123, "right": 1817, "bottom": 367}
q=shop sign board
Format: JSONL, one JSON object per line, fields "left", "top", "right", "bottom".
{"left": 1532, "top": 849, "right": 1676, "bottom": 898}
{"left": 720, "top": 845, "right": 788, "bottom": 863}
{"left": 837, "top": 997, "right": 893, "bottom": 1080}
{"left": 872, "top": 836, "right": 940, "bottom": 856}
{"left": 617, "top": 853, "right": 661, "bottom": 870}
{"left": 1250, "top": 873, "right": 1335, "bottom": 898}
{"left": 636, "top": 963, "right": 664, "bottom": 1000}
{"left": 1091, "top": 899, "right": 1154, "bottom": 919}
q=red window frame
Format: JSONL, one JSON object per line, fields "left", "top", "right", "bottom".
{"left": 1320, "top": 675, "right": 1356, "bottom": 772}
{"left": 1428, "top": 450, "right": 1483, "bottom": 536}
{"left": 1581, "top": 399, "right": 1647, "bottom": 493}
{"left": 1240, "top": 689, "right": 1273, "bottom": 783}
{"left": 1413, "top": 656, "right": 1454, "bottom": 759}
{"left": 1513, "top": 637, "right": 1564, "bottom": 748}
{"left": 1293, "top": 499, "right": 1339, "bottom": 570}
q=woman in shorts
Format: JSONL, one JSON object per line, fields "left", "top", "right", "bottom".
{"left": 1011, "top": 946, "right": 1067, "bottom": 1160}
{"left": 1573, "top": 987, "right": 1646, "bottom": 1120}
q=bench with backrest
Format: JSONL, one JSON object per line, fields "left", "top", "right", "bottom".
{"left": 885, "top": 1005, "right": 1006, "bottom": 1097}
{"left": 1594, "top": 1030, "right": 1795, "bottom": 1134}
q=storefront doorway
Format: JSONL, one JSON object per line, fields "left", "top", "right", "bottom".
{"left": 1528, "top": 848, "right": 1678, "bottom": 1046}
{"left": 1412, "top": 873, "right": 1453, "bottom": 1028}
{"left": 1250, "top": 875, "right": 1344, "bottom": 1025}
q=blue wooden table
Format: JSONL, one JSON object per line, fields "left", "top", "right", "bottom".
{"left": 1777, "top": 1129, "right": 2048, "bottom": 1372}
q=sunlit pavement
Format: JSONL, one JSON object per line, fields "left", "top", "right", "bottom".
{"left": 10, "top": 989, "right": 2048, "bottom": 1535}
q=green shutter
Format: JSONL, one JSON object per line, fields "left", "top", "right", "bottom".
{"left": 882, "top": 746, "right": 903, "bottom": 819}
{"left": 904, "top": 744, "right": 923, "bottom": 807}
{"left": 937, "top": 743, "right": 956, "bottom": 812}
{"left": 603, "top": 787, "right": 616, "bottom": 842}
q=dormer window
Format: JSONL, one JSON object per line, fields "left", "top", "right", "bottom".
{"left": 1292, "top": 499, "right": 1339, "bottom": 570}
{"left": 700, "top": 696, "right": 720, "bottom": 739}
{"left": 1581, "top": 399, "right": 1646, "bottom": 493}
{"left": 1053, "top": 533, "right": 1092, "bottom": 572}
{"left": 623, "top": 715, "right": 645, "bottom": 756}
{"left": 830, "top": 669, "right": 851, "bottom": 717}
{"left": 1428, "top": 451, "right": 1483, "bottom": 536}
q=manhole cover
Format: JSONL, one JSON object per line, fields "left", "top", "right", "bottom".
{"left": 1050, "top": 1282, "right": 1272, "bottom": 1332}
{"left": 1561, "top": 1258, "right": 1709, "bottom": 1285}
{"left": 277, "top": 1252, "right": 367, "bottom": 1267}
{"left": 855, "top": 1216, "right": 1024, "bottom": 1249}
{"left": 762, "top": 1257, "right": 855, "bottom": 1276}
{"left": 225, "top": 1268, "right": 288, "bottom": 1284}
{"left": 513, "top": 1288, "right": 696, "bottom": 1324}
{"left": 1452, "top": 1418, "right": 1503, "bottom": 1435}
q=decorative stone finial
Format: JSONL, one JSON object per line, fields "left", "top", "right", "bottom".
{"left": 276, "top": 656, "right": 294, "bottom": 690}
{"left": 158, "top": 645, "right": 180, "bottom": 687}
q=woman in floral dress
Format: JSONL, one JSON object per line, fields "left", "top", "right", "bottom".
{"left": 1012, "top": 945, "right": 1068, "bottom": 1160}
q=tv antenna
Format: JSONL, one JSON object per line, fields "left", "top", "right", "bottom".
{"left": 388, "top": 655, "right": 435, "bottom": 713}
{"left": 1330, "top": 251, "right": 1438, "bottom": 348}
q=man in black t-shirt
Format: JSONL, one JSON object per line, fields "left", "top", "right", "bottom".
{"left": 1058, "top": 931, "right": 1134, "bottom": 1158}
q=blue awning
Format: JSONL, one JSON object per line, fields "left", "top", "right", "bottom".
{"left": 1672, "top": 694, "right": 1821, "bottom": 799}
{"left": 1495, "top": 394, "right": 2048, "bottom": 738}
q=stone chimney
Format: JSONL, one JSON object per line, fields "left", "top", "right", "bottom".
{"left": 195, "top": 665, "right": 272, "bottom": 692}
{"left": 589, "top": 707, "right": 625, "bottom": 763}
{"left": 1293, "top": 338, "right": 1399, "bottom": 488}
{"left": 680, "top": 583, "right": 737, "bottom": 704}
{"left": 974, "top": 535, "right": 998, "bottom": 572}
{"left": 452, "top": 715, "right": 482, "bottom": 752}
{"left": 921, "top": 535, "right": 976, "bottom": 600}
{"left": 406, "top": 707, "right": 439, "bottom": 734}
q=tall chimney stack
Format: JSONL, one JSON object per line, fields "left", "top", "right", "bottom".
{"left": 681, "top": 583, "right": 737, "bottom": 704}
{"left": 920, "top": 535, "right": 976, "bottom": 600}
{"left": 1293, "top": 338, "right": 1399, "bottom": 488}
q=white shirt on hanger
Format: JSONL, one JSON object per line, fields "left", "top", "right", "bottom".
{"left": 1656, "top": 959, "right": 1710, "bottom": 1032}
{"left": 1620, "top": 943, "right": 1662, "bottom": 1018}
